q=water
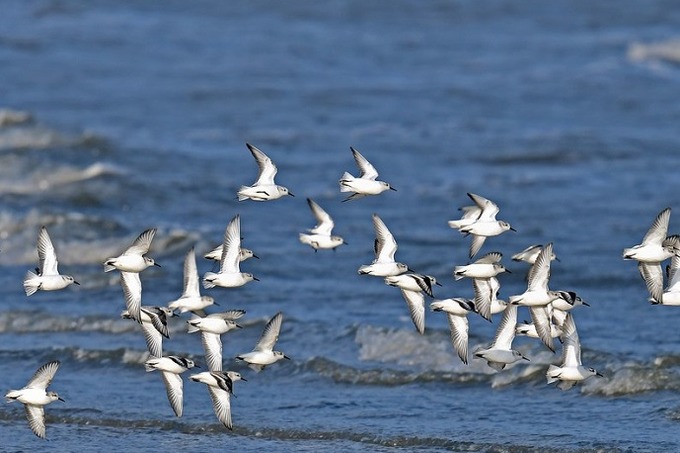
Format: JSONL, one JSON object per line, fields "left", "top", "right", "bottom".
{"left": 1, "top": 0, "right": 680, "bottom": 451}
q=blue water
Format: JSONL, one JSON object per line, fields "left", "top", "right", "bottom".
{"left": 2, "top": 0, "right": 680, "bottom": 451}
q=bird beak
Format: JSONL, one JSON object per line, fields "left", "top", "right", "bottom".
{"left": 194, "top": 363, "right": 201, "bottom": 368}
{"left": 435, "top": 281, "right": 442, "bottom": 287}
{"left": 389, "top": 187, "right": 397, "bottom": 191}
{"left": 522, "top": 355, "right": 530, "bottom": 361}
{"left": 555, "top": 257, "right": 561, "bottom": 262}
{"left": 235, "top": 324, "right": 243, "bottom": 329}
{"left": 582, "top": 301, "right": 591, "bottom": 307}
{"left": 73, "top": 281, "right": 80, "bottom": 285}
{"left": 58, "top": 397, "right": 65, "bottom": 402}
{"left": 171, "top": 311, "right": 179, "bottom": 317}
{"left": 253, "top": 276, "right": 260, "bottom": 282}
{"left": 288, "top": 192, "right": 295, "bottom": 197}
{"left": 252, "top": 254, "right": 260, "bottom": 259}
{"left": 154, "top": 262, "right": 162, "bottom": 267}
{"left": 284, "top": 355, "right": 291, "bottom": 360}
{"left": 510, "top": 227, "right": 517, "bottom": 232}
{"left": 241, "top": 377, "right": 248, "bottom": 382}
{"left": 505, "top": 269, "right": 512, "bottom": 274}
{"left": 596, "top": 371, "right": 604, "bottom": 377}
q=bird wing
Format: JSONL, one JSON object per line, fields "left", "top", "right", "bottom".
{"left": 446, "top": 313, "right": 469, "bottom": 364}
{"left": 372, "top": 214, "right": 398, "bottom": 262}
{"left": 560, "top": 313, "right": 581, "bottom": 367}
{"left": 666, "top": 255, "right": 680, "bottom": 292}
{"left": 350, "top": 147, "right": 379, "bottom": 180}
{"left": 467, "top": 192, "right": 499, "bottom": 221}
{"left": 160, "top": 371, "right": 184, "bottom": 417}
{"left": 469, "top": 234, "right": 487, "bottom": 259}
{"left": 123, "top": 228, "right": 156, "bottom": 256}
{"left": 25, "top": 404, "right": 47, "bottom": 439}
{"left": 37, "top": 226, "right": 59, "bottom": 276}
{"left": 400, "top": 289, "right": 425, "bottom": 335}
{"left": 529, "top": 306, "right": 555, "bottom": 352}
{"left": 527, "top": 242, "right": 553, "bottom": 292}
{"left": 219, "top": 215, "right": 242, "bottom": 274}
{"left": 141, "top": 321, "right": 163, "bottom": 358}
{"left": 207, "top": 386, "right": 233, "bottom": 430}
{"left": 202, "top": 332, "right": 223, "bottom": 372}
{"left": 182, "top": 247, "right": 200, "bottom": 298}
{"left": 638, "top": 262, "right": 663, "bottom": 303}
{"left": 641, "top": 207, "right": 671, "bottom": 246}
{"left": 207, "top": 309, "right": 246, "bottom": 321}
{"left": 492, "top": 304, "right": 517, "bottom": 350}
{"left": 26, "top": 360, "right": 60, "bottom": 390}
{"left": 247, "top": 143, "right": 278, "bottom": 186}
{"left": 120, "top": 271, "right": 142, "bottom": 323}
{"left": 254, "top": 312, "right": 283, "bottom": 352}
{"left": 474, "top": 252, "right": 503, "bottom": 264}
{"left": 472, "top": 278, "right": 493, "bottom": 322}
{"left": 306, "top": 198, "right": 334, "bottom": 236}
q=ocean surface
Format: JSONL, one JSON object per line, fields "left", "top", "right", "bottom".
{"left": 1, "top": 0, "right": 680, "bottom": 451}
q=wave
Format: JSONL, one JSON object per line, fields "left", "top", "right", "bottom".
{"left": 0, "top": 108, "right": 33, "bottom": 127}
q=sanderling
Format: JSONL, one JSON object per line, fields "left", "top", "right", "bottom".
{"left": 122, "top": 304, "right": 176, "bottom": 359}
{"left": 23, "top": 226, "right": 79, "bottom": 296}
{"left": 167, "top": 247, "right": 215, "bottom": 316}
{"left": 236, "top": 312, "right": 289, "bottom": 372}
{"left": 5, "top": 360, "right": 64, "bottom": 439}
{"left": 299, "top": 198, "right": 346, "bottom": 251}
{"left": 453, "top": 252, "right": 509, "bottom": 280}
{"left": 514, "top": 305, "right": 563, "bottom": 351}
{"left": 474, "top": 305, "right": 529, "bottom": 371}
{"left": 187, "top": 310, "right": 245, "bottom": 372}
{"left": 204, "top": 245, "right": 258, "bottom": 263}
{"left": 237, "top": 143, "right": 293, "bottom": 201}
{"left": 430, "top": 297, "right": 476, "bottom": 364}
{"left": 623, "top": 207, "right": 675, "bottom": 262}
{"left": 458, "top": 193, "right": 515, "bottom": 258}
{"left": 145, "top": 355, "right": 198, "bottom": 417}
{"left": 338, "top": 147, "right": 396, "bottom": 201}
{"left": 104, "top": 228, "right": 160, "bottom": 273}
{"left": 203, "top": 215, "right": 258, "bottom": 289}
{"left": 472, "top": 276, "right": 507, "bottom": 322}
{"left": 511, "top": 244, "right": 559, "bottom": 265}
{"left": 384, "top": 273, "right": 440, "bottom": 297}
{"left": 551, "top": 290, "right": 589, "bottom": 311}
{"left": 358, "top": 214, "right": 410, "bottom": 277}
{"left": 190, "top": 370, "right": 246, "bottom": 430}
{"left": 546, "top": 313, "right": 603, "bottom": 390}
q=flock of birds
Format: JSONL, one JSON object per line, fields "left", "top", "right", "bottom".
{"left": 3, "top": 143, "right": 675, "bottom": 439}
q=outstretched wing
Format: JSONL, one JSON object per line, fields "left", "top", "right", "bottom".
{"left": 350, "top": 147, "right": 379, "bottom": 180}
{"left": 219, "top": 215, "right": 242, "bottom": 274}
{"left": 26, "top": 360, "right": 60, "bottom": 390}
{"left": 247, "top": 143, "right": 278, "bottom": 186}
{"left": 306, "top": 198, "right": 335, "bottom": 236}
{"left": 207, "top": 386, "right": 233, "bottom": 430}
{"left": 37, "top": 226, "right": 59, "bottom": 276}
{"left": 182, "top": 247, "right": 200, "bottom": 298}
{"left": 120, "top": 271, "right": 142, "bottom": 323}
{"left": 254, "top": 312, "right": 283, "bottom": 352}
{"left": 372, "top": 214, "right": 398, "bottom": 263}
{"left": 641, "top": 207, "right": 671, "bottom": 246}
{"left": 123, "top": 228, "right": 156, "bottom": 256}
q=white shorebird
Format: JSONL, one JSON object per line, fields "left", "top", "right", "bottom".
{"left": 190, "top": 370, "right": 246, "bottom": 430}
{"left": 512, "top": 244, "right": 559, "bottom": 265}
{"left": 472, "top": 276, "right": 507, "bottom": 322}
{"left": 237, "top": 143, "right": 293, "bottom": 201}
{"left": 430, "top": 297, "right": 476, "bottom": 364}
{"left": 104, "top": 228, "right": 160, "bottom": 273}
{"left": 474, "top": 305, "right": 529, "bottom": 371}
{"left": 515, "top": 305, "right": 563, "bottom": 347}
{"left": 168, "top": 248, "right": 215, "bottom": 316}
{"left": 23, "top": 226, "right": 79, "bottom": 296}
{"left": 623, "top": 207, "right": 674, "bottom": 262}
{"left": 384, "top": 273, "right": 440, "bottom": 297}
{"left": 299, "top": 198, "right": 346, "bottom": 251}
{"left": 453, "top": 252, "right": 509, "bottom": 280}
{"left": 358, "top": 214, "right": 410, "bottom": 277}
{"left": 204, "top": 245, "right": 258, "bottom": 263}
{"left": 236, "top": 312, "right": 289, "bottom": 372}
{"left": 122, "top": 305, "right": 176, "bottom": 359}
{"left": 551, "top": 290, "right": 589, "bottom": 312}
{"left": 5, "top": 360, "right": 64, "bottom": 439}
{"left": 509, "top": 243, "right": 561, "bottom": 352}
{"left": 203, "top": 215, "right": 258, "bottom": 289}
{"left": 458, "top": 193, "right": 515, "bottom": 258}
{"left": 145, "top": 356, "right": 198, "bottom": 417}
{"left": 546, "top": 313, "right": 602, "bottom": 390}
{"left": 187, "top": 310, "right": 245, "bottom": 372}
{"left": 338, "top": 147, "right": 396, "bottom": 201}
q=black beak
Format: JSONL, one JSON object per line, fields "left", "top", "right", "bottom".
{"left": 522, "top": 356, "right": 530, "bottom": 361}
{"left": 435, "top": 281, "right": 442, "bottom": 287}
{"left": 505, "top": 269, "right": 512, "bottom": 274}
{"left": 253, "top": 276, "right": 260, "bottom": 281}
{"left": 596, "top": 372, "right": 604, "bottom": 377}
{"left": 58, "top": 397, "right": 65, "bottom": 402}
{"left": 154, "top": 262, "right": 162, "bottom": 267}
{"left": 194, "top": 363, "right": 201, "bottom": 368}
{"left": 73, "top": 281, "right": 80, "bottom": 285}
{"left": 284, "top": 355, "right": 291, "bottom": 360}
{"left": 241, "top": 377, "right": 248, "bottom": 382}
{"left": 288, "top": 192, "right": 295, "bottom": 197}
{"left": 252, "top": 254, "right": 260, "bottom": 259}
{"left": 510, "top": 227, "right": 517, "bottom": 232}
{"left": 389, "top": 187, "right": 397, "bottom": 191}
{"left": 235, "top": 324, "right": 243, "bottom": 329}
{"left": 582, "top": 301, "right": 591, "bottom": 307}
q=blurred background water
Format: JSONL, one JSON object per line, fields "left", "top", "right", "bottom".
{"left": 2, "top": 0, "right": 680, "bottom": 451}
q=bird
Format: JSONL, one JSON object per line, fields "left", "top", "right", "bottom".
{"left": 474, "top": 305, "right": 529, "bottom": 371}
{"left": 546, "top": 313, "right": 603, "bottom": 390}
{"left": 103, "top": 228, "right": 160, "bottom": 273}
{"left": 237, "top": 143, "right": 293, "bottom": 201}
{"left": 458, "top": 193, "right": 515, "bottom": 258}
{"left": 647, "top": 255, "right": 680, "bottom": 305}
{"left": 5, "top": 360, "right": 64, "bottom": 439}
{"left": 23, "top": 226, "right": 79, "bottom": 296}
{"left": 204, "top": 245, "right": 258, "bottom": 263}
{"left": 384, "top": 273, "right": 440, "bottom": 297}
{"left": 509, "top": 243, "right": 561, "bottom": 352}
{"left": 167, "top": 247, "right": 215, "bottom": 316}
{"left": 453, "top": 252, "right": 509, "bottom": 281}
{"left": 511, "top": 244, "right": 559, "bottom": 265}
{"left": 190, "top": 370, "right": 246, "bottom": 430}
{"left": 551, "top": 290, "right": 589, "bottom": 312}
{"left": 622, "top": 207, "right": 675, "bottom": 263}
{"left": 121, "top": 305, "right": 176, "bottom": 359}
{"left": 358, "top": 214, "right": 410, "bottom": 277}
{"left": 338, "top": 147, "right": 396, "bottom": 201}
{"left": 236, "top": 312, "right": 289, "bottom": 372}
{"left": 187, "top": 310, "right": 245, "bottom": 372}
{"left": 299, "top": 198, "right": 345, "bottom": 251}
{"left": 203, "top": 215, "right": 258, "bottom": 289}
{"left": 471, "top": 276, "right": 508, "bottom": 322}
{"left": 145, "top": 355, "right": 198, "bottom": 417}
{"left": 430, "top": 297, "right": 476, "bottom": 364}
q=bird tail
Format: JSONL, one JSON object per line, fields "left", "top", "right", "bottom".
{"left": 202, "top": 273, "right": 217, "bottom": 289}
{"left": 453, "top": 267, "right": 465, "bottom": 281}
{"left": 186, "top": 316, "right": 201, "bottom": 334}
{"left": 103, "top": 260, "right": 116, "bottom": 273}
{"left": 23, "top": 270, "right": 40, "bottom": 296}
{"left": 144, "top": 357, "right": 159, "bottom": 372}
{"left": 546, "top": 365, "right": 560, "bottom": 384}
{"left": 338, "top": 172, "right": 355, "bottom": 192}
{"left": 237, "top": 186, "right": 251, "bottom": 201}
